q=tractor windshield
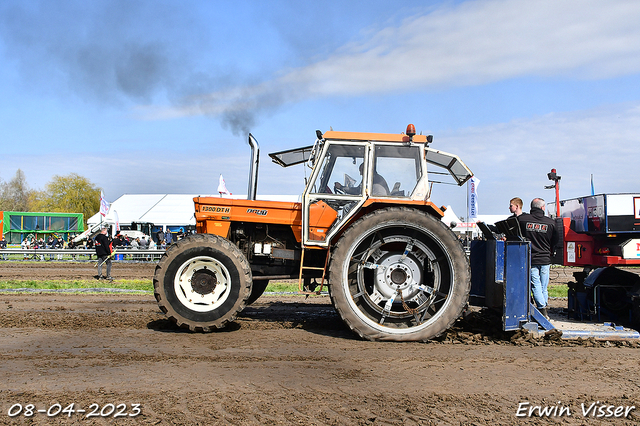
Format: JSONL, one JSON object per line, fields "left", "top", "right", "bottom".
{"left": 312, "top": 144, "right": 366, "bottom": 195}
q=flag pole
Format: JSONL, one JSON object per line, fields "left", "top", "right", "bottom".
{"left": 465, "top": 180, "right": 470, "bottom": 239}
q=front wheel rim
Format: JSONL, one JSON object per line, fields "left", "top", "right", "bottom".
{"left": 174, "top": 255, "right": 232, "bottom": 312}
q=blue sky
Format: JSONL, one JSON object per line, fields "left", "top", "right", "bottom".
{"left": 1, "top": 0, "right": 639, "bottom": 217}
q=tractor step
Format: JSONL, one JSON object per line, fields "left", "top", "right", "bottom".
{"left": 297, "top": 247, "right": 330, "bottom": 295}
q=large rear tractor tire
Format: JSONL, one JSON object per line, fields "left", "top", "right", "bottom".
{"left": 329, "top": 207, "right": 470, "bottom": 341}
{"left": 154, "top": 234, "right": 252, "bottom": 332}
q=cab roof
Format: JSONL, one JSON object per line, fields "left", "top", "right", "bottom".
{"left": 323, "top": 130, "right": 429, "bottom": 143}
{"left": 269, "top": 127, "right": 432, "bottom": 168}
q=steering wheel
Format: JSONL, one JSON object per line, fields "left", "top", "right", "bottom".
{"left": 333, "top": 183, "right": 346, "bottom": 195}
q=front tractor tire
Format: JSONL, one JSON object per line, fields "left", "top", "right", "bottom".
{"left": 154, "top": 234, "right": 252, "bottom": 332}
{"left": 329, "top": 207, "right": 470, "bottom": 341}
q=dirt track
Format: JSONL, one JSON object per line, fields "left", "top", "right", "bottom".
{"left": 1, "top": 262, "right": 639, "bottom": 425}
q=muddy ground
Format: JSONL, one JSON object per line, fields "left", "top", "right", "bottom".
{"left": 1, "top": 262, "right": 639, "bottom": 425}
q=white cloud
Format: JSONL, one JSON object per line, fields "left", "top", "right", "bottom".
{"left": 153, "top": 0, "right": 640, "bottom": 120}
{"left": 435, "top": 102, "right": 640, "bottom": 215}
{"left": 301, "top": 0, "right": 640, "bottom": 93}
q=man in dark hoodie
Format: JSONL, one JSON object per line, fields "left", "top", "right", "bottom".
{"left": 94, "top": 226, "right": 114, "bottom": 281}
{"left": 518, "top": 198, "right": 558, "bottom": 318}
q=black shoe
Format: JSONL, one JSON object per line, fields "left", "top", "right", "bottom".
{"left": 540, "top": 307, "right": 550, "bottom": 320}
{"left": 94, "top": 275, "right": 101, "bottom": 280}
{"left": 105, "top": 276, "right": 114, "bottom": 281}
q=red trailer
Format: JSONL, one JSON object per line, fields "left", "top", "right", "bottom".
{"left": 550, "top": 193, "right": 640, "bottom": 326}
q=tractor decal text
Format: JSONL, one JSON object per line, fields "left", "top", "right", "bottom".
{"left": 247, "top": 209, "right": 268, "bottom": 216}
{"left": 202, "top": 206, "right": 231, "bottom": 213}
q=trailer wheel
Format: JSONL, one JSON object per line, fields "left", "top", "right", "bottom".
{"left": 153, "top": 234, "right": 252, "bottom": 332}
{"left": 329, "top": 207, "right": 470, "bottom": 341}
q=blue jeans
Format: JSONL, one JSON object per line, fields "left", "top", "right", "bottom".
{"left": 531, "top": 264, "right": 550, "bottom": 308}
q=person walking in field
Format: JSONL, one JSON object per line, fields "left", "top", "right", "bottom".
{"left": 94, "top": 226, "right": 114, "bottom": 281}
{"left": 0, "top": 236, "right": 7, "bottom": 260}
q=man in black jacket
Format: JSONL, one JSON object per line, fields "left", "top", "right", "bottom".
{"left": 518, "top": 198, "right": 558, "bottom": 318}
{"left": 94, "top": 227, "right": 114, "bottom": 281}
{"left": 0, "top": 236, "right": 7, "bottom": 260}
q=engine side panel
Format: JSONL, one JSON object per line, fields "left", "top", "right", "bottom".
{"left": 194, "top": 197, "right": 344, "bottom": 243}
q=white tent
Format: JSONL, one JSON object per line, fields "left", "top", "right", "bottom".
{"left": 87, "top": 194, "right": 204, "bottom": 228}
{"left": 88, "top": 193, "right": 301, "bottom": 231}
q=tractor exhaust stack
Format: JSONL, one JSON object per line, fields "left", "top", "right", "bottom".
{"left": 247, "top": 133, "right": 260, "bottom": 200}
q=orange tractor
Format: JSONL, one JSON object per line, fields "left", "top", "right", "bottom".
{"left": 153, "top": 125, "right": 474, "bottom": 341}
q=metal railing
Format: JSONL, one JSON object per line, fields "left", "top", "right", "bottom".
{"left": 0, "top": 248, "right": 166, "bottom": 262}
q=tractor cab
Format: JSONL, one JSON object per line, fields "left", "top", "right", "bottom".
{"left": 270, "top": 125, "right": 473, "bottom": 247}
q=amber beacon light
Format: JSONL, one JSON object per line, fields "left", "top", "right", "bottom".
{"left": 405, "top": 124, "right": 416, "bottom": 137}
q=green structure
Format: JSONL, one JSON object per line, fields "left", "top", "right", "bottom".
{"left": 0, "top": 211, "right": 84, "bottom": 244}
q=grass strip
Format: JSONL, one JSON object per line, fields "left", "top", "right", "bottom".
{"left": 0, "top": 279, "right": 301, "bottom": 294}
{"left": 548, "top": 284, "right": 568, "bottom": 298}
{"left": 0, "top": 279, "right": 153, "bottom": 292}
{"left": 264, "top": 281, "right": 302, "bottom": 293}
{"left": 0, "top": 279, "right": 571, "bottom": 297}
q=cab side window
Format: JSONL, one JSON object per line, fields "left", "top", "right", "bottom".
{"left": 374, "top": 145, "right": 421, "bottom": 197}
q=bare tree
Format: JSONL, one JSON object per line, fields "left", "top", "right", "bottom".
{"left": 0, "top": 169, "right": 32, "bottom": 212}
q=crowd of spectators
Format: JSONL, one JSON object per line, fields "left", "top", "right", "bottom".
{"left": 0, "top": 229, "right": 169, "bottom": 262}
{"left": 0, "top": 227, "right": 199, "bottom": 262}
{"left": 155, "top": 227, "right": 193, "bottom": 249}
{"left": 18, "top": 235, "right": 65, "bottom": 250}
{"left": 112, "top": 233, "right": 156, "bottom": 250}
{"left": 457, "top": 234, "right": 486, "bottom": 248}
